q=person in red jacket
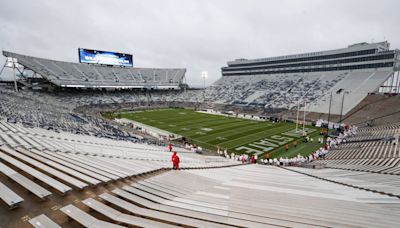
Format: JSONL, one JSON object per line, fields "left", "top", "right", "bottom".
{"left": 171, "top": 152, "right": 180, "bottom": 170}
{"left": 168, "top": 143, "right": 173, "bottom": 152}
{"left": 171, "top": 152, "right": 176, "bottom": 169}
{"left": 175, "top": 154, "right": 180, "bottom": 170}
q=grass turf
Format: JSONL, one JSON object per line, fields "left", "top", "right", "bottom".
{"left": 105, "top": 108, "right": 323, "bottom": 159}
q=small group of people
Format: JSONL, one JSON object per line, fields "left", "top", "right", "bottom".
{"left": 261, "top": 148, "right": 329, "bottom": 166}
{"left": 283, "top": 140, "right": 300, "bottom": 152}
{"left": 217, "top": 146, "right": 227, "bottom": 156}
{"left": 261, "top": 154, "right": 307, "bottom": 166}
{"left": 217, "top": 145, "right": 232, "bottom": 159}
{"left": 261, "top": 125, "right": 357, "bottom": 166}
{"left": 184, "top": 142, "right": 203, "bottom": 153}
{"left": 240, "top": 154, "right": 257, "bottom": 164}
{"left": 216, "top": 147, "right": 259, "bottom": 164}
{"left": 180, "top": 137, "right": 203, "bottom": 154}
{"left": 284, "top": 135, "right": 329, "bottom": 152}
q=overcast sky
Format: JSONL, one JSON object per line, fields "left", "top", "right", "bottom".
{"left": 0, "top": 0, "right": 399, "bottom": 87}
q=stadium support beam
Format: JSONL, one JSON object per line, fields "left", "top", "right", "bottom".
{"left": 13, "top": 66, "right": 18, "bottom": 92}
{"left": 390, "top": 73, "right": 395, "bottom": 93}
{"left": 11, "top": 58, "right": 19, "bottom": 92}
{"left": 0, "top": 57, "right": 19, "bottom": 92}
{"left": 379, "top": 72, "right": 400, "bottom": 94}
{"left": 327, "top": 92, "right": 333, "bottom": 130}
{"left": 0, "top": 61, "right": 6, "bottom": 79}
{"left": 393, "top": 72, "right": 398, "bottom": 94}
{"left": 386, "top": 73, "right": 395, "bottom": 93}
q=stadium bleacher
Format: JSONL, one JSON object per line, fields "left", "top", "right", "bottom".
{"left": 309, "top": 122, "right": 400, "bottom": 174}
{"left": 199, "top": 69, "right": 393, "bottom": 114}
{"left": 0, "top": 180, "right": 24, "bottom": 209}
{"left": 217, "top": 41, "right": 398, "bottom": 115}
{"left": 3, "top": 51, "right": 186, "bottom": 89}
{"left": 0, "top": 86, "right": 139, "bottom": 140}
{"left": 7, "top": 163, "right": 397, "bottom": 227}
{"left": 308, "top": 70, "right": 394, "bottom": 114}
{"left": 201, "top": 71, "right": 347, "bottom": 107}
{"left": 0, "top": 120, "right": 243, "bottom": 226}
{"left": 29, "top": 214, "right": 61, "bottom": 228}
{"left": 286, "top": 167, "right": 400, "bottom": 197}
{"left": 2, "top": 113, "right": 399, "bottom": 227}
{"left": 111, "top": 165, "right": 400, "bottom": 227}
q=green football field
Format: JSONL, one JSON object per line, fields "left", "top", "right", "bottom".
{"left": 107, "top": 108, "right": 324, "bottom": 159}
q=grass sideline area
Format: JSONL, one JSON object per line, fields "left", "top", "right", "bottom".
{"left": 104, "top": 108, "right": 324, "bottom": 159}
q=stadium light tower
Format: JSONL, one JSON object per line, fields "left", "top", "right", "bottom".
{"left": 201, "top": 71, "right": 208, "bottom": 101}
{"left": 201, "top": 71, "right": 208, "bottom": 89}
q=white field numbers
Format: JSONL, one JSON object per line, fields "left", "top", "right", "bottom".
{"left": 235, "top": 128, "right": 316, "bottom": 155}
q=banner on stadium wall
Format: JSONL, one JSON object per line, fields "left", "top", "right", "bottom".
{"left": 78, "top": 48, "right": 133, "bottom": 67}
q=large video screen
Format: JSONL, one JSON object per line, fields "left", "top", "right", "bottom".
{"left": 78, "top": 48, "right": 133, "bottom": 67}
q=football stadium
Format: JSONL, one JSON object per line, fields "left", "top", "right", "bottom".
{"left": 1, "top": 0, "right": 400, "bottom": 227}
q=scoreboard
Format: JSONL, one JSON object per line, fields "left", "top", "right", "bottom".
{"left": 78, "top": 48, "right": 133, "bottom": 67}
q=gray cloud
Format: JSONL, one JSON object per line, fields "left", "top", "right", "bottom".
{"left": 0, "top": 0, "right": 399, "bottom": 87}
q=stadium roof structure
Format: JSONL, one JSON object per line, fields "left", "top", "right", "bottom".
{"left": 227, "top": 41, "right": 399, "bottom": 68}
{"left": 2, "top": 51, "right": 186, "bottom": 90}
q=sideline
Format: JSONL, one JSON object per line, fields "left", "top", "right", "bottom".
{"left": 115, "top": 118, "right": 182, "bottom": 139}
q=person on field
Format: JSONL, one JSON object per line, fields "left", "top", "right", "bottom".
{"left": 168, "top": 143, "right": 173, "bottom": 152}
{"left": 293, "top": 140, "right": 298, "bottom": 148}
{"left": 171, "top": 152, "right": 180, "bottom": 170}
{"left": 285, "top": 144, "right": 289, "bottom": 152}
